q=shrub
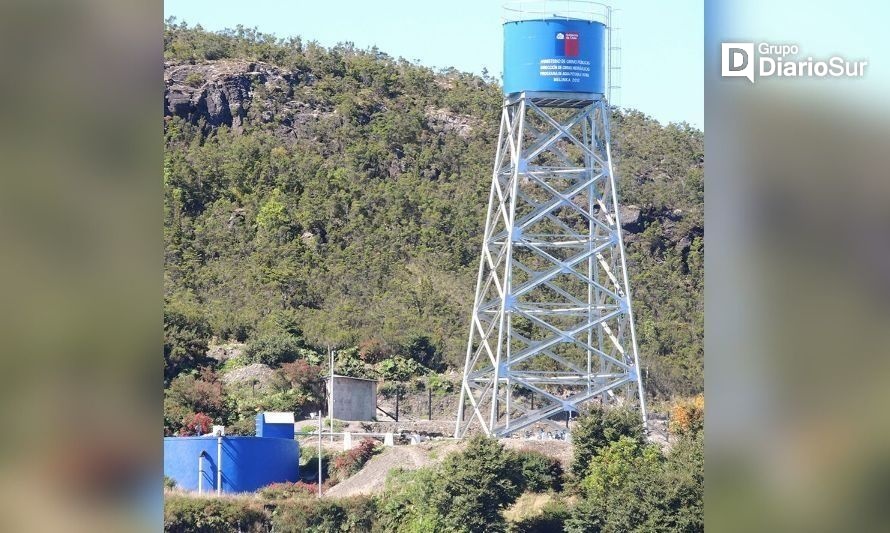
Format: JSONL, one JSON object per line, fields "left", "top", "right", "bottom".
{"left": 377, "top": 467, "right": 447, "bottom": 532}
{"left": 219, "top": 356, "right": 247, "bottom": 373}
{"left": 225, "top": 387, "right": 315, "bottom": 421}
{"left": 279, "top": 359, "right": 324, "bottom": 392}
{"left": 180, "top": 412, "right": 213, "bottom": 436}
{"left": 164, "top": 495, "right": 267, "bottom": 533}
{"left": 566, "top": 437, "right": 664, "bottom": 533}
{"left": 377, "top": 437, "right": 524, "bottom": 532}
{"left": 404, "top": 335, "right": 444, "bottom": 371}
{"left": 299, "top": 446, "right": 331, "bottom": 484}
{"left": 358, "top": 337, "right": 394, "bottom": 363}
{"left": 376, "top": 356, "right": 422, "bottom": 382}
{"left": 426, "top": 373, "right": 454, "bottom": 395}
{"left": 257, "top": 481, "right": 315, "bottom": 500}
{"left": 184, "top": 71, "right": 205, "bottom": 87}
{"left": 243, "top": 333, "right": 304, "bottom": 366}
{"left": 512, "top": 450, "right": 564, "bottom": 493}
{"left": 662, "top": 431, "right": 704, "bottom": 531}
{"left": 336, "top": 346, "right": 376, "bottom": 379}
{"left": 269, "top": 496, "right": 376, "bottom": 533}
{"left": 378, "top": 381, "right": 399, "bottom": 399}
{"left": 669, "top": 394, "right": 704, "bottom": 436}
{"left": 225, "top": 416, "right": 256, "bottom": 436}
{"left": 565, "top": 434, "right": 703, "bottom": 533}
{"left": 164, "top": 399, "right": 192, "bottom": 436}
{"left": 164, "top": 476, "right": 177, "bottom": 490}
{"left": 165, "top": 370, "right": 226, "bottom": 434}
{"left": 433, "top": 436, "right": 524, "bottom": 532}
{"left": 330, "top": 438, "right": 378, "bottom": 481}
{"left": 165, "top": 372, "right": 225, "bottom": 419}
{"left": 571, "top": 406, "right": 644, "bottom": 477}
{"left": 164, "top": 302, "right": 212, "bottom": 382}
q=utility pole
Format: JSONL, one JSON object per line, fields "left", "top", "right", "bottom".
{"left": 328, "top": 346, "right": 334, "bottom": 443}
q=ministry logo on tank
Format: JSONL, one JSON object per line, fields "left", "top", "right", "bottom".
{"left": 721, "top": 42, "right": 867, "bottom": 83}
{"left": 555, "top": 32, "right": 579, "bottom": 57}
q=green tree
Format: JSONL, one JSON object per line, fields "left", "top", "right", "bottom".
{"left": 378, "top": 436, "right": 524, "bottom": 533}
{"left": 566, "top": 434, "right": 703, "bottom": 533}
{"left": 163, "top": 300, "right": 211, "bottom": 382}
{"left": 430, "top": 436, "right": 524, "bottom": 532}
{"left": 571, "top": 406, "right": 645, "bottom": 477}
{"left": 405, "top": 335, "right": 444, "bottom": 371}
{"left": 242, "top": 332, "right": 304, "bottom": 366}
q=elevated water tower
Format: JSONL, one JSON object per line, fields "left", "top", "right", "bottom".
{"left": 456, "top": 1, "right": 646, "bottom": 438}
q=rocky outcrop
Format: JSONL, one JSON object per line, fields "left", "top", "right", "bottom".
{"left": 221, "top": 363, "right": 278, "bottom": 390}
{"left": 164, "top": 60, "right": 309, "bottom": 133}
{"left": 619, "top": 204, "right": 643, "bottom": 232}
{"left": 206, "top": 341, "right": 245, "bottom": 363}
{"left": 424, "top": 107, "right": 479, "bottom": 139}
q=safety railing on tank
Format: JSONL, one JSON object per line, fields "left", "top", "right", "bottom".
{"left": 502, "top": 0, "right": 611, "bottom": 25}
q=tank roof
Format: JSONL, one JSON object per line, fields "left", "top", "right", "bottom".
{"left": 503, "top": 0, "right": 611, "bottom": 25}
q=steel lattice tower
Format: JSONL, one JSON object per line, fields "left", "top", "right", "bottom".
{"left": 455, "top": 89, "right": 647, "bottom": 438}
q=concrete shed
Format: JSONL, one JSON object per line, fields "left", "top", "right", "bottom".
{"left": 329, "top": 375, "right": 377, "bottom": 421}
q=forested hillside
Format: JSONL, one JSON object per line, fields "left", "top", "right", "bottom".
{"left": 163, "top": 20, "right": 703, "bottom": 404}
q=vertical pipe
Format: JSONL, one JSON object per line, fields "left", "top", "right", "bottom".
{"left": 317, "top": 410, "right": 322, "bottom": 497}
{"left": 216, "top": 436, "right": 222, "bottom": 495}
{"left": 198, "top": 453, "right": 204, "bottom": 494}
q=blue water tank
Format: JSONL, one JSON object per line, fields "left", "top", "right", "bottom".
{"left": 164, "top": 436, "right": 300, "bottom": 493}
{"left": 503, "top": 19, "right": 606, "bottom": 95}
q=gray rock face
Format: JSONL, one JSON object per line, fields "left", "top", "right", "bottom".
{"left": 164, "top": 60, "right": 299, "bottom": 131}
{"left": 206, "top": 342, "right": 244, "bottom": 362}
{"left": 424, "top": 107, "right": 479, "bottom": 139}
{"left": 619, "top": 204, "right": 643, "bottom": 232}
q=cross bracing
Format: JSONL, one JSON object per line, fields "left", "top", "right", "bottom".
{"left": 455, "top": 91, "right": 647, "bottom": 438}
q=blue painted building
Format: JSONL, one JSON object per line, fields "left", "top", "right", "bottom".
{"left": 164, "top": 412, "right": 299, "bottom": 493}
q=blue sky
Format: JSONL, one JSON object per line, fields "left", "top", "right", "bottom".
{"left": 164, "top": 0, "right": 703, "bottom": 128}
